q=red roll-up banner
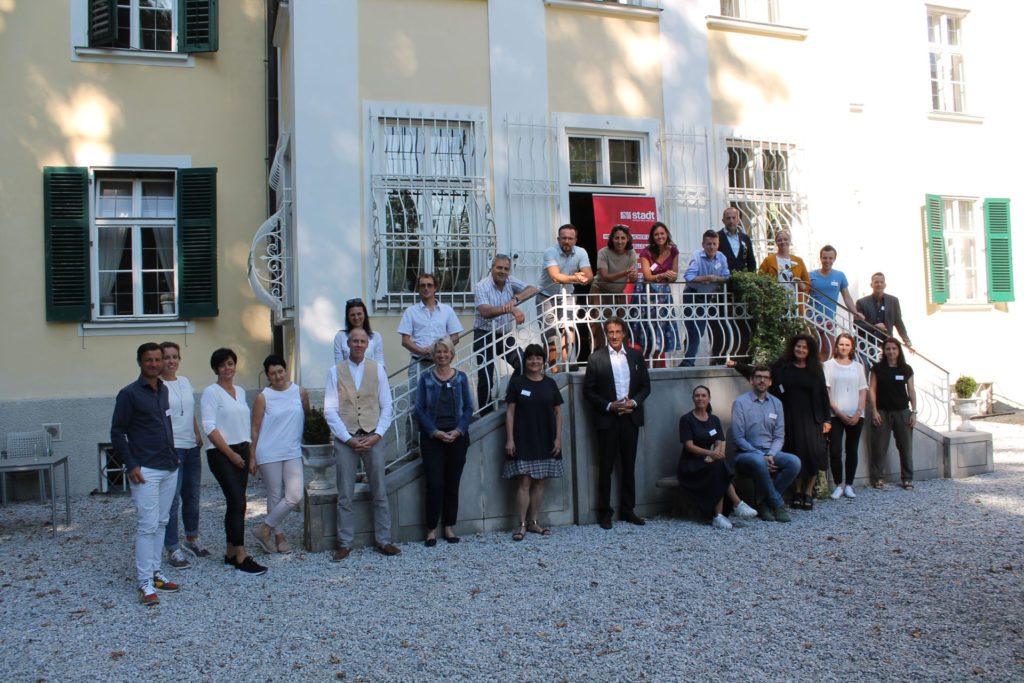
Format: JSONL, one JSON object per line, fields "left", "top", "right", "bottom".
{"left": 592, "top": 194, "right": 658, "bottom": 252}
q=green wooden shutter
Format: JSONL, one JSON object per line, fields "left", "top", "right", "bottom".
{"left": 177, "top": 168, "right": 218, "bottom": 317}
{"left": 88, "top": 0, "right": 117, "bottom": 47}
{"left": 44, "top": 167, "right": 91, "bottom": 322}
{"left": 178, "top": 0, "right": 219, "bottom": 53}
{"left": 984, "top": 198, "right": 1014, "bottom": 302}
{"left": 925, "top": 194, "right": 948, "bottom": 304}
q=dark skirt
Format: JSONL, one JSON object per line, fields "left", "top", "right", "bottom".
{"left": 677, "top": 455, "right": 734, "bottom": 520}
{"left": 788, "top": 419, "right": 827, "bottom": 479}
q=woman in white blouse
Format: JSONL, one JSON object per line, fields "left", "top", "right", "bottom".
{"left": 250, "top": 354, "right": 309, "bottom": 554}
{"left": 333, "top": 298, "right": 386, "bottom": 368}
{"left": 823, "top": 332, "right": 868, "bottom": 499}
{"left": 201, "top": 348, "right": 266, "bottom": 576}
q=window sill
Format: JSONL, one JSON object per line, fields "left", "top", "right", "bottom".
{"left": 927, "top": 111, "right": 984, "bottom": 124}
{"left": 78, "top": 320, "right": 196, "bottom": 337}
{"left": 72, "top": 46, "right": 195, "bottom": 68}
{"left": 543, "top": 0, "right": 662, "bottom": 19}
{"left": 936, "top": 303, "right": 994, "bottom": 312}
{"left": 705, "top": 15, "right": 808, "bottom": 41}
{"left": 373, "top": 293, "right": 478, "bottom": 314}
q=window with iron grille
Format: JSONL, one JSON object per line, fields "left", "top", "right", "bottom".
{"left": 725, "top": 138, "right": 800, "bottom": 259}
{"left": 369, "top": 114, "right": 493, "bottom": 310}
{"left": 927, "top": 7, "right": 968, "bottom": 114}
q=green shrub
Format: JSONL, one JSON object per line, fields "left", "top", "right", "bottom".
{"left": 303, "top": 406, "right": 332, "bottom": 444}
{"left": 953, "top": 375, "right": 978, "bottom": 399}
{"left": 728, "top": 271, "right": 805, "bottom": 364}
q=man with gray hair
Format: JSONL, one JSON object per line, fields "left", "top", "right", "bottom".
{"left": 472, "top": 254, "right": 538, "bottom": 415}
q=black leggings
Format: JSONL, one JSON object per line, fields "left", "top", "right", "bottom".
{"left": 421, "top": 434, "right": 469, "bottom": 529}
{"left": 828, "top": 417, "right": 864, "bottom": 486}
{"left": 207, "top": 443, "right": 250, "bottom": 547}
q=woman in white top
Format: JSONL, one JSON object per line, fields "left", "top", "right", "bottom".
{"left": 201, "top": 348, "right": 266, "bottom": 576}
{"left": 250, "top": 354, "right": 309, "bottom": 554}
{"left": 823, "top": 332, "right": 868, "bottom": 499}
{"left": 159, "top": 342, "right": 207, "bottom": 567}
{"left": 333, "top": 298, "right": 386, "bottom": 368}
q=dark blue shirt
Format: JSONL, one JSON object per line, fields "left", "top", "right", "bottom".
{"left": 111, "top": 376, "right": 178, "bottom": 472}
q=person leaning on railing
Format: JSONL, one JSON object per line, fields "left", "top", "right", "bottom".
{"left": 414, "top": 336, "right": 474, "bottom": 547}
{"left": 758, "top": 229, "right": 810, "bottom": 295}
{"left": 636, "top": 222, "right": 680, "bottom": 368}
{"left": 681, "top": 229, "right": 730, "bottom": 367}
{"left": 592, "top": 225, "right": 638, "bottom": 348}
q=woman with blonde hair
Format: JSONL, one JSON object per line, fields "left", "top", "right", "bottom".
{"left": 823, "top": 332, "right": 867, "bottom": 499}
{"left": 758, "top": 230, "right": 810, "bottom": 294}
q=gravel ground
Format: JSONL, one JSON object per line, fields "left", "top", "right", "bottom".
{"left": 1, "top": 424, "right": 1022, "bottom": 683}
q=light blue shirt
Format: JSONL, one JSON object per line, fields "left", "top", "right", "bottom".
{"left": 730, "top": 391, "right": 785, "bottom": 456}
{"left": 684, "top": 249, "right": 730, "bottom": 293}
{"left": 538, "top": 245, "right": 592, "bottom": 298}
{"left": 809, "top": 269, "right": 849, "bottom": 318}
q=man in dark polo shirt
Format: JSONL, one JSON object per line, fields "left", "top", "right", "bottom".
{"left": 111, "top": 342, "right": 181, "bottom": 606}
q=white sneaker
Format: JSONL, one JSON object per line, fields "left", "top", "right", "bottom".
{"left": 830, "top": 486, "right": 843, "bottom": 500}
{"left": 733, "top": 501, "right": 758, "bottom": 519}
{"left": 711, "top": 514, "right": 733, "bottom": 530}
{"left": 167, "top": 548, "right": 192, "bottom": 569}
{"left": 844, "top": 485, "right": 856, "bottom": 499}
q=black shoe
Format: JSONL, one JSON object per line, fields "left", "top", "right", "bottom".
{"left": 235, "top": 556, "right": 267, "bottom": 575}
{"left": 443, "top": 534, "right": 460, "bottom": 544}
{"left": 622, "top": 512, "right": 646, "bottom": 526}
{"left": 599, "top": 517, "right": 613, "bottom": 530}
{"left": 223, "top": 555, "right": 237, "bottom": 567}
{"left": 424, "top": 538, "right": 437, "bottom": 548}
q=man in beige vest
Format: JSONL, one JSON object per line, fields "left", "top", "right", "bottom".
{"left": 324, "top": 328, "right": 400, "bottom": 559}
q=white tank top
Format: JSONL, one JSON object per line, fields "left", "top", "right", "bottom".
{"left": 254, "top": 383, "right": 304, "bottom": 465}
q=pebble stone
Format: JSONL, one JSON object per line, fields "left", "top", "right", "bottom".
{"left": 0, "top": 423, "right": 1022, "bottom": 682}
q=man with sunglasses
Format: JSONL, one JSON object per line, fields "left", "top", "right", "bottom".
{"left": 398, "top": 272, "right": 464, "bottom": 381}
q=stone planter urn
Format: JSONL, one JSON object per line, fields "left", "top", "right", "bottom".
{"left": 301, "top": 443, "right": 335, "bottom": 491}
{"left": 953, "top": 397, "right": 982, "bottom": 432}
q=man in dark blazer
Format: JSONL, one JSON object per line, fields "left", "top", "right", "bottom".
{"left": 855, "top": 272, "right": 913, "bottom": 349}
{"left": 583, "top": 316, "right": 651, "bottom": 529}
{"left": 717, "top": 207, "right": 756, "bottom": 273}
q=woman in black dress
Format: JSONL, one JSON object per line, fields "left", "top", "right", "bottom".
{"left": 677, "top": 385, "right": 758, "bottom": 529}
{"left": 771, "top": 333, "right": 832, "bottom": 510}
{"left": 504, "top": 344, "right": 564, "bottom": 541}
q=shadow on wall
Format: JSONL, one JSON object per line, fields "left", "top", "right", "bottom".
{"left": 707, "top": 34, "right": 791, "bottom": 127}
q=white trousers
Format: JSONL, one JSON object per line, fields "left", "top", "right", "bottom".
{"left": 130, "top": 467, "right": 177, "bottom": 587}
{"left": 259, "top": 458, "right": 304, "bottom": 531}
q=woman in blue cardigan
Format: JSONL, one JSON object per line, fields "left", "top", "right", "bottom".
{"left": 414, "top": 336, "right": 474, "bottom": 547}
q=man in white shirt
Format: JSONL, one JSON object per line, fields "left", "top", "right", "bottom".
{"left": 398, "top": 272, "right": 464, "bottom": 380}
{"left": 324, "top": 328, "right": 400, "bottom": 559}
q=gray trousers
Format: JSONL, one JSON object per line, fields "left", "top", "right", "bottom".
{"left": 870, "top": 409, "right": 914, "bottom": 482}
{"left": 334, "top": 437, "right": 391, "bottom": 548}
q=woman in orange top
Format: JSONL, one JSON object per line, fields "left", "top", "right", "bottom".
{"left": 758, "top": 230, "right": 810, "bottom": 294}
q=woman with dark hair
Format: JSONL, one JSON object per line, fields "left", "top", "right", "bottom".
{"left": 504, "top": 343, "right": 564, "bottom": 541}
{"left": 593, "top": 225, "right": 637, "bottom": 347}
{"left": 250, "top": 354, "right": 310, "bottom": 554}
{"left": 333, "top": 298, "right": 386, "bottom": 368}
{"left": 635, "top": 222, "right": 680, "bottom": 366}
{"left": 824, "top": 332, "right": 867, "bottom": 499}
{"left": 201, "top": 348, "right": 266, "bottom": 575}
{"left": 414, "top": 336, "right": 474, "bottom": 547}
{"left": 868, "top": 338, "right": 917, "bottom": 490}
{"left": 677, "top": 385, "right": 758, "bottom": 529}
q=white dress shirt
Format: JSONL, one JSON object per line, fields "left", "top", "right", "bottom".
{"left": 608, "top": 346, "right": 633, "bottom": 410}
{"left": 200, "top": 383, "right": 250, "bottom": 444}
{"left": 323, "top": 359, "right": 393, "bottom": 443}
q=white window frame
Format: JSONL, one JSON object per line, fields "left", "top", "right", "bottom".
{"left": 365, "top": 104, "right": 494, "bottom": 312}
{"left": 70, "top": 2, "right": 194, "bottom": 67}
{"left": 940, "top": 196, "right": 987, "bottom": 304}
{"left": 719, "top": 0, "right": 780, "bottom": 24}
{"left": 90, "top": 170, "right": 179, "bottom": 321}
{"left": 927, "top": 6, "right": 969, "bottom": 115}
{"left": 568, "top": 134, "right": 645, "bottom": 188}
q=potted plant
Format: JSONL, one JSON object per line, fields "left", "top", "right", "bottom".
{"left": 952, "top": 375, "right": 982, "bottom": 431}
{"left": 301, "top": 406, "right": 335, "bottom": 490}
{"left": 727, "top": 271, "right": 805, "bottom": 364}
{"left": 159, "top": 293, "right": 175, "bottom": 315}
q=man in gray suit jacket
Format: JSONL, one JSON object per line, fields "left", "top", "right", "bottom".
{"left": 583, "top": 317, "right": 651, "bottom": 529}
{"left": 855, "top": 272, "right": 913, "bottom": 349}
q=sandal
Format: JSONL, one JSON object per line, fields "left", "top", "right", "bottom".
{"left": 512, "top": 524, "right": 526, "bottom": 542}
{"left": 790, "top": 493, "right": 805, "bottom": 510}
{"left": 526, "top": 520, "right": 552, "bottom": 536}
{"left": 873, "top": 479, "right": 886, "bottom": 490}
{"left": 803, "top": 495, "right": 814, "bottom": 511}
{"left": 901, "top": 481, "right": 915, "bottom": 490}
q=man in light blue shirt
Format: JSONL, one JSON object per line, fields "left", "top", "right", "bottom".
{"left": 809, "top": 245, "right": 859, "bottom": 320}
{"left": 730, "top": 365, "right": 800, "bottom": 522}
{"left": 682, "top": 230, "right": 730, "bottom": 366}
{"left": 537, "top": 224, "right": 593, "bottom": 368}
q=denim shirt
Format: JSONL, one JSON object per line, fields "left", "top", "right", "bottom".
{"left": 415, "top": 369, "right": 475, "bottom": 435}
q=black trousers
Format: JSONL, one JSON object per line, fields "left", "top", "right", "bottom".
{"left": 420, "top": 434, "right": 469, "bottom": 529}
{"left": 474, "top": 330, "right": 522, "bottom": 413}
{"left": 207, "top": 443, "right": 249, "bottom": 547}
{"left": 596, "top": 417, "right": 639, "bottom": 519}
{"left": 828, "top": 417, "right": 864, "bottom": 485}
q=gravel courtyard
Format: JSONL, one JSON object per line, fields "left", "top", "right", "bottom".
{"left": 1, "top": 423, "right": 1022, "bottom": 682}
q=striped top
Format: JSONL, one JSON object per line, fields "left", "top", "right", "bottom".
{"left": 473, "top": 274, "right": 529, "bottom": 334}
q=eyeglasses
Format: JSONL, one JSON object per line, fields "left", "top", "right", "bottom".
{"left": 417, "top": 283, "right": 435, "bottom": 289}
{"left": 346, "top": 298, "right": 363, "bottom": 305}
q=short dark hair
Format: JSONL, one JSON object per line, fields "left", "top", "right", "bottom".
{"left": 608, "top": 224, "right": 633, "bottom": 251}
{"left": 137, "top": 342, "right": 161, "bottom": 363}
{"left": 702, "top": 229, "right": 719, "bottom": 241}
{"left": 523, "top": 343, "right": 546, "bottom": 361}
{"left": 750, "top": 364, "right": 772, "bottom": 378}
{"left": 871, "top": 272, "right": 886, "bottom": 281}
{"left": 558, "top": 223, "right": 577, "bottom": 236}
{"left": 603, "top": 315, "right": 626, "bottom": 333}
{"left": 159, "top": 341, "right": 181, "bottom": 354}
{"left": 820, "top": 244, "right": 837, "bottom": 257}
{"left": 263, "top": 354, "right": 287, "bottom": 374}
{"left": 210, "top": 347, "right": 237, "bottom": 373}
{"left": 416, "top": 272, "right": 436, "bottom": 290}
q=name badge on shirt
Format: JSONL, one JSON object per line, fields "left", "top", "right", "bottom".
{"left": 165, "top": 409, "right": 172, "bottom": 416}
{"left": 777, "top": 384, "right": 785, "bottom": 394}
{"left": 713, "top": 262, "right": 722, "bottom": 270}
{"left": 708, "top": 428, "right": 718, "bottom": 436}
{"left": 446, "top": 383, "right": 451, "bottom": 389}
{"left": 769, "top": 413, "right": 778, "bottom": 420}
{"left": 521, "top": 389, "right": 532, "bottom": 397}
{"left": 881, "top": 305, "right": 886, "bottom": 311}
{"left": 831, "top": 281, "right": 839, "bottom": 287}
{"left": 895, "top": 375, "right": 904, "bottom": 381}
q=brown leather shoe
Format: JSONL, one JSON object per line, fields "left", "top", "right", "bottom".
{"left": 332, "top": 547, "right": 351, "bottom": 562}
{"left": 599, "top": 517, "right": 613, "bottom": 530}
{"left": 375, "top": 543, "right": 401, "bottom": 557}
{"left": 622, "top": 512, "right": 646, "bottom": 526}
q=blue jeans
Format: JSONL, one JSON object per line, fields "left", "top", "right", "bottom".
{"left": 734, "top": 450, "right": 800, "bottom": 509}
{"left": 164, "top": 446, "right": 202, "bottom": 550}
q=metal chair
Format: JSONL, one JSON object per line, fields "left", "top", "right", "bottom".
{"left": 4, "top": 430, "right": 52, "bottom": 501}
{"left": 1, "top": 430, "right": 70, "bottom": 531}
